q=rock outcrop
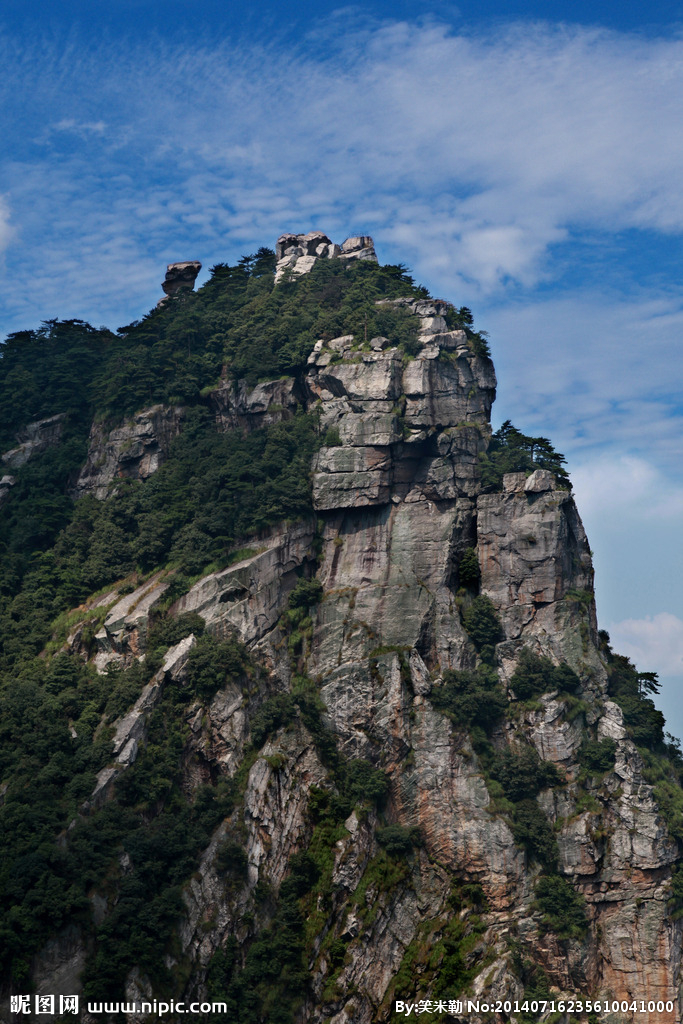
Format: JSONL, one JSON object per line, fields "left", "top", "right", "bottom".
{"left": 92, "top": 572, "right": 171, "bottom": 671}
{"left": 307, "top": 301, "right": 494, "bottom": 512}
{"left": 210, "top": 377, "right": 301, "bottom": 432}
{"left": 73, "top": 404, "right": 184, "bottom": 499}
{"left": 158, "top": 260, "right": 202, "bottom": 305}
{"left": 275, "top": 232, "right": 377, "bottom": 282}
{"left": 1, "top": 413, "right": 65, "bottom": 469}
{"left": 172, "top": 519, "right": 317, "bottom": 652}
{"left": 0, "top": 474, "right": 15, "bottom": 506}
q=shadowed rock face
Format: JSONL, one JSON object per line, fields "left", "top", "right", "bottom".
{"left": 1, "top": 413, "right": 65, "bottom": 469}
{"left": 158, "top": 260, "right": 202, "bottom": 304}
{"left": 38, "top": 235, "right": 682, "bottom": 1024}
{"left": 73, "top": 404, "right": 184, "bottom": 499}
{"left": 0, "top": 474, "right": 14, "bottom": 506}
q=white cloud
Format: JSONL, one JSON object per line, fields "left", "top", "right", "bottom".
{"left": 51, "top": 119, "right": 106, "bottom": 137}
{"left": 572, "top": 454, "right": 683, "bottom": 519}
{"left": 3, "top": 21, "right": 683, "bottom": 314}
{"left": 481, "top": 292, "right": 683, "bottom": 471}
{"left": 572, "top": 455, "right": 658, "bottom": 517}
{"left": 607, "top": 613, "right": 683, "bottom": 678}
{"left": 0, "top": 197, "right": 11, "bottom": 254}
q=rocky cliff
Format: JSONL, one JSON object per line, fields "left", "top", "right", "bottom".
{"left": 1, "top": 236, "right": 681, "bottom": 1024}
{"left": 73, "top": 405, "right": 185, "bottom": 499}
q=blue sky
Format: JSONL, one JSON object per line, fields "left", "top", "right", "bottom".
{"left": 1, "top": 1, "right": 683, "bottom": 733}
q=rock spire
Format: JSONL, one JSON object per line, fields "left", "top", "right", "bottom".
{"left": 158, "top": 260, "right": 202, "bottom": 305}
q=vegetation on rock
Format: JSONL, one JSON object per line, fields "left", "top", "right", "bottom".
{"left": 480, "top": 419, "right": 570, "bottom": 492}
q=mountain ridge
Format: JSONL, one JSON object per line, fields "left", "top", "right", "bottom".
{"left": 0, "top": 234, "right": 680, "bottom": 1024}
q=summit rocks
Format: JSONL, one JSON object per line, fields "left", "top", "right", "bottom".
{"left": 275, "top": 232, "right": 377, "bottom": 282}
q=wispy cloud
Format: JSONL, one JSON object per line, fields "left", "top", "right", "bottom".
{"left": 50, "top": 118, "right": 107, "bottom": 137}
{"left": 572, "top": 455, "right": 683, "bottom": 521}
{"left": 2, "top": 22, "right": 683, "bottom": 321}
{"left": 608, "top": 613, "right": 683, "bottom": 679}
{"left": 0, "top": 197, "right": 11, "bottom": 255}
{"left": 483, "top": 291, "right": 683, "bottom": 469}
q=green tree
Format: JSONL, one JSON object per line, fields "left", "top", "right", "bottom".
{"left": 480, "top": 420, "right": 570, "bottom": 493}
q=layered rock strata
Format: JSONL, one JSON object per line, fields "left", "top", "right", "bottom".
{"left": 210, "top": 377, "right": 301, "bottom": 432}
{"left": 307, "top": 302, "right": 495, "bottom": 512}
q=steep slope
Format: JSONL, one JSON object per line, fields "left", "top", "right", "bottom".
{"left": 0, "top": 234, "right": 681, "bottom": 1024}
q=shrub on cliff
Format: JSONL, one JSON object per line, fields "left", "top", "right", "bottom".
{"left": 490, "top": 745, "right": 563, "bottom": 802}
{"left": 461, "top": 595, "right": 503, "bottom": 664}
{"left": 605, "top": 649, "right": 665, "bottom": 749}
{"left": 147, "top": 611, "right": 205, "bottom": 651}
{"left": 288, "top": 578, "right": 323, "bottom": 612}
{"left": 430, "top": 664, "right": 507, "bottom": 732}
{"left": 376, "top": 825, "right": 421, "bottom": 856}
{"left": 511, "top": 800, "right": 559, "bottom": 868}
{"left": 458, "top": 547, "right": 480, "bottom": 591}
{"left": 579, "top": 737, "right": 616, "bottom": 776}
{"left": 184, "top": 634, "right": 247, "bottom": 699}
{"left": 510, "top": 648, "right": 580, "bottom": 701}
{"left": 533, "top": 874, "right": 587, "bottom": 939}
{"left": 207, "top": 848, "right": 316, "bottom": 1023}
{"left": 344, "top": 758, "right": 389, "bottom": 807}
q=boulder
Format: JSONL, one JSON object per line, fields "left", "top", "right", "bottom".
{"left": 158, "top": 260, "right": 201, "bottom": 305}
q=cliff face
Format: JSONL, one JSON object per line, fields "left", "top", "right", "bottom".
{"left": 4, "top": 237, "right": 682, "bottom": 1024}
{"left": 73, "top": 405, "right": 185, "bottom": 499}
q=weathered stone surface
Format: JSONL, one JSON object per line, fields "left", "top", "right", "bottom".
{"left": 526, "top": 694, "right": 585, "bottom": 763}
{"left": 158, "top": 260, "right": 201, "bottom": 305}
{"left": 93, "top": 572, "right": 170, "bottom": 671}
{"left": 32, "top": 926, "right": 86, "bottom": 1008}
{"left": 1, "top": 413, "right": 65, "bottom": 469}
{"left": 211, "top": 377, "right": 300, "bottom": 432}
{"left": 339, "top": 236, "right": 376, "bottom": 261}
{"left": 0, "top": 474, "right": 15, "bottom": 506}
{"left": 402, "top": 349, "right": 494, "bottom": 428}
{"left": 477, "top": 484, "right": 597, "bottom": 667}
{"left": 306, "top": 310, "right": 494, "bottom": 512}
{"left": 177, "top": 722, "right": 328, "bottom": 985}
{"left": 275, "top": 232, "right": 376, "bottom": 282}
{"left": 74, "top": 404, "right": 184, "bottom": 499}
{"left": 598, "top": 699, "right": 628, "bottom": 741}
{"left": 89, "top": 635, "right": 197, "bottom": 806}
{"left": 172, "top": 519, "right": 317, "bottom": 646}
{"left": 524, "top": 467, "right": 557, "bottom": 492}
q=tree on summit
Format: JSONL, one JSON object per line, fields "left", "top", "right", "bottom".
{"left": 480, "top": 420, "right": 570, "bottom": 492}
